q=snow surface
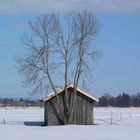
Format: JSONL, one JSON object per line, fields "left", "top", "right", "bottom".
{"left": 0, "top": 107, "right": 140, "bottom": 140}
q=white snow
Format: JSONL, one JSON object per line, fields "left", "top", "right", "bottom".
{"left": 0, "top": 107, "right": 140, "bottom": 140}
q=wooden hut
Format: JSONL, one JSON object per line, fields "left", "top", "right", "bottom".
{"left": 43, "top": 84, "right": 98, "bottom": 126}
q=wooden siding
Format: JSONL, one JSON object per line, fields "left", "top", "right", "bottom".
{"left": 44, "top": 87, "right": 94, "bottom": 126}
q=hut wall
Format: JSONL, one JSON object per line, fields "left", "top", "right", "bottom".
{"left": 44, "top": 94, "right": 65, "bottom": 126}
{"left": 44, "top": 88, "right": 94, "bottom": 126}
{"left": 68, "top": 93, "right": 94, "bottom": 125}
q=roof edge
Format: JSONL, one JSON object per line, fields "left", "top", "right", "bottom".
{"left": 43, "top": 84, "right": 99, "bottom": 102}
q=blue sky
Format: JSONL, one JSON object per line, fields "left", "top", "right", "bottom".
{"left": 0, "top": 0, "right": 140, "bottom": 98}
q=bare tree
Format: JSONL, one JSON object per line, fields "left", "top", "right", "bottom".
{"left": 16, "top": 11, "right": 100, "bottom": 124}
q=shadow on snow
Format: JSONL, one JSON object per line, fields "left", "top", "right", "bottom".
{"left": 24, "top": 121, "right": 44, "bottom": 126}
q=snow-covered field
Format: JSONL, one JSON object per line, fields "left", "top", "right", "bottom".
{"left": 0, "top": 107, "right": 140, "bottom": 140}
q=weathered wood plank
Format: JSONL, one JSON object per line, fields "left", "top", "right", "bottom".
{"left": 44, "top": 86, "right": 95, "bottom": 126}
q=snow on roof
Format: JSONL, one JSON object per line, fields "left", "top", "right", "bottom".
{"left": 43, "top": 84, "right": 98, "bottom": 102}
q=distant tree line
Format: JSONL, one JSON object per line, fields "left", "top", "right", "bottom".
{"left": 0, "top": 98, "right": 43, "bottom": 107}
{"left": 97, "top": 92, "right": 140, "bottom": 107}
{"left": 1, "top": 92, "right": 140, "bottom": 107}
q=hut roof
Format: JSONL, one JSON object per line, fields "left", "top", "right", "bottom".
{"left": 43, "top": 84, "right": 98, "bottom": 102}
